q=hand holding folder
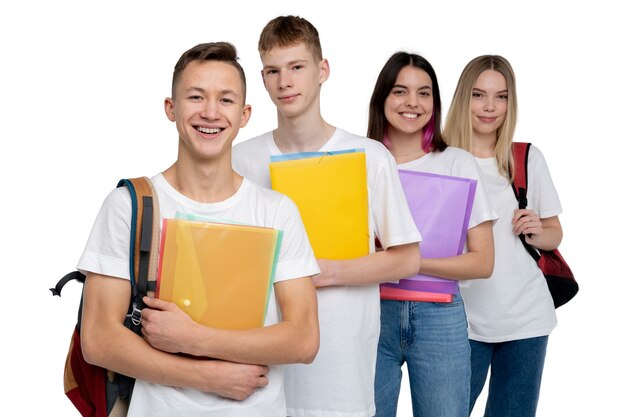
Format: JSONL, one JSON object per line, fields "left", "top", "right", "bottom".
{"left": 157, "top": 217, "right": 282, "bottom": 330}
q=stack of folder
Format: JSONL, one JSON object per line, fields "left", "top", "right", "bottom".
{"left": 269, "top": 149, "right": 369, "bottom": 260}
{"left": 157, "top": 216, "right": 282, "bottom": 330}
{"left": 380, "top": 170, "right": 477, "bottom": 303}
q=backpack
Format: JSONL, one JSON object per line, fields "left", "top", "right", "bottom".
{"left": 50, "top": 177, "right": 160, "bottom": 417}
{"left": 511, "top": 142, "right": 578, "bottom": 308}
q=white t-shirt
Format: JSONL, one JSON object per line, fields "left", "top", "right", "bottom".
{"left": 397, "top": 146, "right": 497, "bottom": 233}
{"left": 77, "top": 173, "right": 320, "bottom": 417}
{"left": 233, "top": 128, "right": 422, "bottom": 417}
{"left": 460, "top": 145, "right": 561, "bottom": 343}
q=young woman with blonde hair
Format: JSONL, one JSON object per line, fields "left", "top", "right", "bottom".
{"left": 445, "top": 55, "right": 564, "bottom": 417}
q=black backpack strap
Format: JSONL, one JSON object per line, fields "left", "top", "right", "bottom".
{"left": 50, "top": 271, "right": 86, "bottom": 297}
{"left": 117, "top": 177, "right": 161, "bottom": 334}
{"left": 511, "top": 142, "right": 541, "bottom": 262}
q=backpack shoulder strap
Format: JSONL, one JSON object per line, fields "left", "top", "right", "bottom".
{"left": 510, "top": 142, "right": 541, "bottom": 262}
{"left": 117, "top": 177, "right": 161, "bottom": 332}
{"left": 511, "top": 141, "right": 531, "bottom": 208}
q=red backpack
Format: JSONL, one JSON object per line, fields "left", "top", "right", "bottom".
{"left": 511, "top": 142, "right": 578, "bottom": 308}
{"left": 50, "top": 177, "right": 160, "bottom": 416}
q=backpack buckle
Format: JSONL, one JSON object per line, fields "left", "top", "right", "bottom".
{"left": 128, "top": 307, "right": 142, "bottom": 326}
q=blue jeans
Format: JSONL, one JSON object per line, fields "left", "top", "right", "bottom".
{"left": 374, "top": 297, "right": 470, "bottom": 417}
{"left": 469, "top": 336, "right": 549, "bottom": 417}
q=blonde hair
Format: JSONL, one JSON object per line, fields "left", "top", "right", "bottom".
{"left": 258, "top": 15, "right": 323, "bottom": 61}
{"left": 444, "top": 55, "right": 518, "bottom": 179}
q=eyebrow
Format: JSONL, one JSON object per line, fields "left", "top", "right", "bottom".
{"left": 185, "top": 86, "right": 239, "bottom": 96}
{"left": 392, "top": 84, "right": 432, "bottom": 90}
{"left": 472, "top": 87, "right": 508, "bottom": 94}
{"left": 263, "top": 59, "right": 308, "bottom": 70}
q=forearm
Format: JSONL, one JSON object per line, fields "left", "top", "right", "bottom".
{"left": 525, "top": 221, "right": 562, "bottom": 251}
{"left": 318, "top": 242, "right": 420, "bottom": 286}
{"left": 151, "top": 277, "right": 319, "bottom": 365}
{"left": 420, "top": 221, "right": 494, "bottom": 280}
{"left": 185, "top": 319, "right": 317, "bottom": 365}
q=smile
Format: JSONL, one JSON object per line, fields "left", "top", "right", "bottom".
{"left": 196, "top": 126, "right": 224, "bottom": 134}
{"left": 400, "top": 112, "right": 420, "bottom": 119}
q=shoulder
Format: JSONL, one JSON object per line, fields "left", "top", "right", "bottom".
{"left": 335, "top": 128, "right": 394, "bottom": 164}
{"left": 526, "top": 143, "right": 552, "bottom": 173}
{"left": 243, "top": 179, "right": 297, "bottom": 211}
{"left": 233, "top": 132, "right": 273, "bottom": 154}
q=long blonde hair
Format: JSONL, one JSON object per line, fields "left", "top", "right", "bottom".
{"left": 444, "top": 55, "right": 518, "bottom": 179}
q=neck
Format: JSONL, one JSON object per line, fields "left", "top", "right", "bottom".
{"left": 471, "top": 132, "right": 497, "bottom": 158}
{"left": 274, "top": 111, "right": 336, "bottom": 153}
{"left": 387, "top": 130, "right": 426, "bottom": 164}
{"left": 162, "top": 152, "right": 242, "bottom": 203}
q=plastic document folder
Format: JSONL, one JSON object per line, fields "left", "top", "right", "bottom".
{"left": 381, "top": 170, "right": 476, "bottom": 302}
{"left": 157, "top": 218, "right": 282, "bottom": 330}
{"left": 269, "top": 149, "right": 369, "bottom": 260}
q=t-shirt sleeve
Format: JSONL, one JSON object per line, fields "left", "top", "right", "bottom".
{"left": 76, "top": 187, "right": 133, "bottom": 280}
{"left": 271, "top": 195, "right": 320, "bottom": 283}
{"left": 370, "top": 147, "right": 422, "bottom": 250}
{"left": 528, "top": 146, "right": 563, "bottom": 218}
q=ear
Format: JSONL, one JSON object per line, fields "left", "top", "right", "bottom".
{"left": 319, "top": 59, "right": 330, "bottom": 85}
{"left": 240, "top": 104, "right": 252, "bottom": 128}
{"left": 164, "top": 97, "right": 175, "bottom": 122}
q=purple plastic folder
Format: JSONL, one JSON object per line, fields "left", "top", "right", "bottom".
{"left": 381, "top": 170, "right": 477, "bottom": 295}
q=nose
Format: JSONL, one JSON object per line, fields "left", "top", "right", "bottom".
{"left": 405, "top": 92, "right": 419, "bottom": 108}
{"left": 484, "top": 96, "right": 495, "bottom": 112}
{"left": 200, "top": 99, "right": 220, "bottom": 120}
{"left": 278, "top": 70, "right": 292, "bottom": 89}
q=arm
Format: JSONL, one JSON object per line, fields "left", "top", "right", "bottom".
{"left": 512, "top": 211, "right": 563, "bottom": 251}
{"left": 419, "top": 220, "right": 494, "bottom": 280}
{"left": 81, "top": 272, "right": 269, "bottom": 400}
{"left": 141, "top": 276, "right": 319, "bottom": 365}
{"left": 312, "top": 242, "right": 420, "bottom": 287}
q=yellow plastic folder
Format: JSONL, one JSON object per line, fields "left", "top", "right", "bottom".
{"left": 269, "top": 149, "right": 369, "bottom": 260}
{"left": 157, "top": 218, "right": 282, "bottom": 330}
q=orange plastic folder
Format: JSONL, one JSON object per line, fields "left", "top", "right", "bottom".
{"left": 269, "top": 149, "right": 369, "bottom": 260}
{"left": 157, "top": 218, "right": 282, "bottom": 330}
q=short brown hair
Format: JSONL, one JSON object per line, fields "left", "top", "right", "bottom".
{"left": 171, "top": 42, "right": 247, "bottom": 99}
{"left": 258, "top": 15, "right": 323, "bottom": 61}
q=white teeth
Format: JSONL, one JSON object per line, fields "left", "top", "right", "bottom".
{"left": 401, "top": 113, "right": 418, "bottom": 119}
{"left": 197, "top": 127, "right": 222, "bottom": 134}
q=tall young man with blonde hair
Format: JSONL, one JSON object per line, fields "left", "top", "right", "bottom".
{"left": 233, "top": 16, "right": 422, "bottom": 417}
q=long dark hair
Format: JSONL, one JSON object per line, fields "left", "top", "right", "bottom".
{"left": 368, "top": 52, "right": 446, "bottom": 153}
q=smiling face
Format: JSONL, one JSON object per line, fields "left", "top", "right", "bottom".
{"left": 471, "top": 69, "right": 508, "bottom": 142}
{"left": 260, "top": 43, "right": 328, "bottom": 119}
{"left": 165, "top": 60, "right": 250, "bottom": 162}
{"left": 384, "top": 65, "right": 434, "bottom": 139}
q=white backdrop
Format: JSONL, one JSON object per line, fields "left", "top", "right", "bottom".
{"left": 1, "top": 1, "right": 623, "bottom": 415}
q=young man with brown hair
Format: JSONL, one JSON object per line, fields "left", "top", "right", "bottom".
{"left": 79, "top": 41, "right": 319, "bottom": 417}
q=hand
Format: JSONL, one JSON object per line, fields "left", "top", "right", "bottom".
{"left": 512, "top": 209, "right": 543, "bottom": 242}
{"left": 141, "top": 297, "right": 199, "bottom": 354}
{"left": 198, "top": 360, "right": 270, "bottom": 401}
{"left": 312, "top": 259, "right": 341, "bottom": 287}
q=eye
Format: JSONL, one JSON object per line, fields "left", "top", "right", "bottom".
{"left": 221, "top": 97, "right": 235, "bottom": 104}
{"left": 292, "top": 64, "right": 303, "bottom": 71}
{"left": 188, "top": 95, "right": 203, "bottom": 101}
{"left": 419, "top": 91, "right": 431, "bottom": 97}
{"left": 391, "top": 88, "right": 406, "bottom": 96}
{"left": 264, "top": 69, "right": 278, "bottom": 75}
{"left": 472, "top": 91, "right": 484, "bottom": 98}
{"left": 496, "top": 94, "right": 509, "bottom": 101}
